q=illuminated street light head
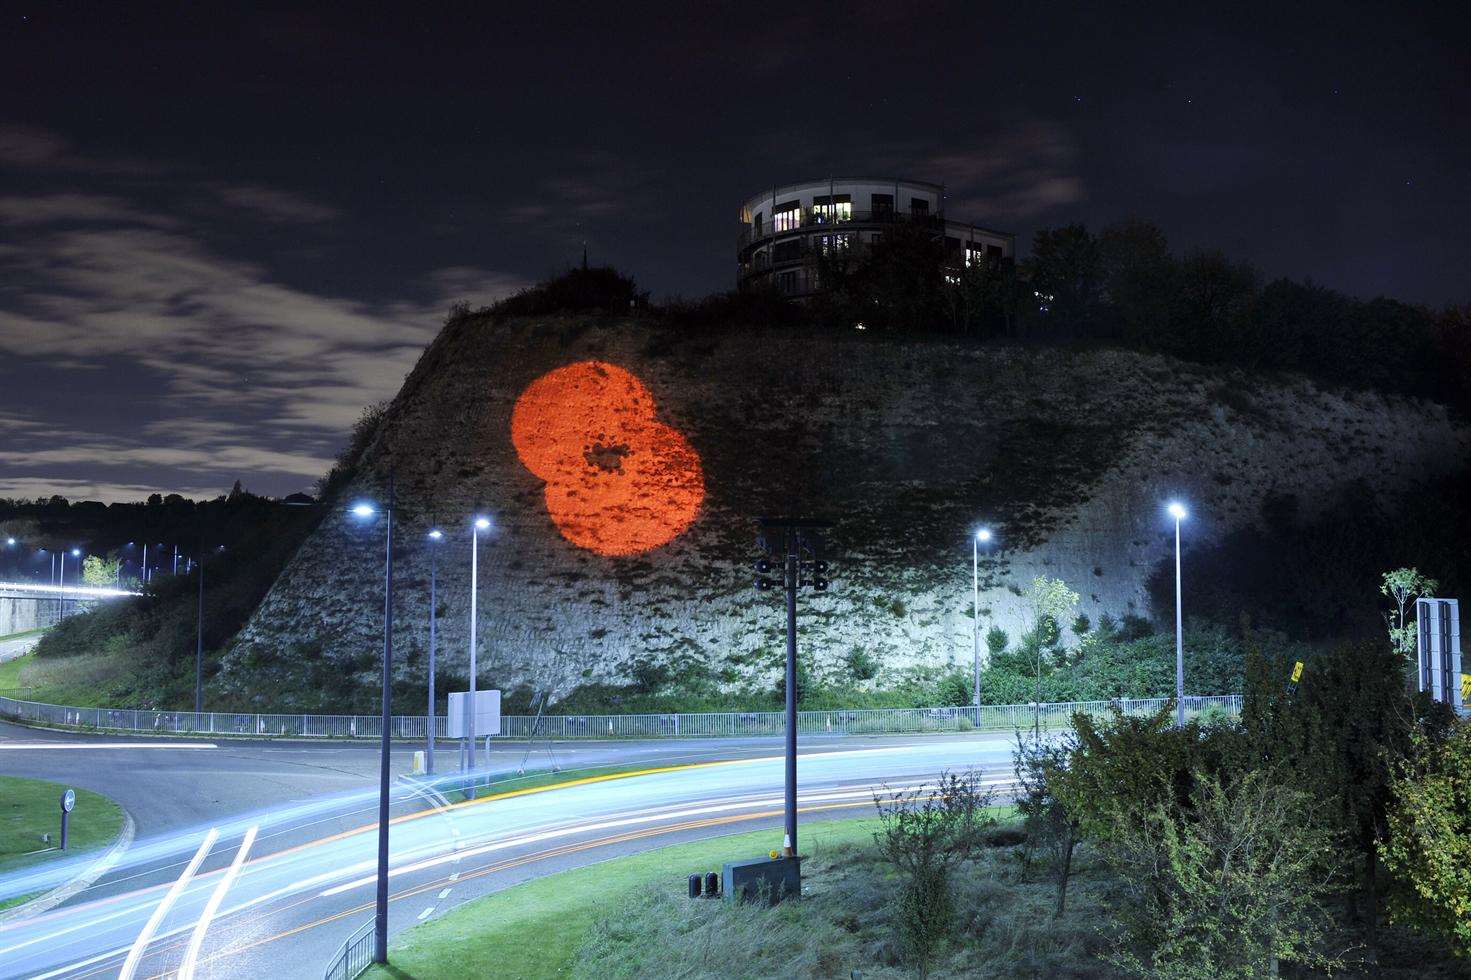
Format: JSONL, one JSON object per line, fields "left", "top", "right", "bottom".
{"left": 5, "top": 537, "right": 14, "bottom": 546}
{"left": 71, "top": 548, "right": 81, "bottom": 556}
{"left": 474, "top": 516, "right": 491, "bottom": 531}
{"left": 976, "top": 527, "right": 993, "bottom": 543}
{"left": 427, "top": 528, "right": 443, "bottom": 541}
{"left": 1167, "top": 501, "right": 1188, "bottom": 522}
{"left": 350, "top": 502, "right": 376, "bottom": 519}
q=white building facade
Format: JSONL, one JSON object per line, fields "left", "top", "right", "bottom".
{"left": 737, "top": 177, "right": 1015, "bottom": 297}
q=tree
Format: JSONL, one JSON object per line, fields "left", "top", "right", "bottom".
{"left": 1025, "top": 224, "right": 1105, "bottom": 336}
{"left": 1380, "top": 719, "right": 1471, "bottom": 958}
{"left": 1380, "top": 567, "right": 1439, "bottom": 661}
{"left": 81, "top": 555, "right": 121, "bottom": 587}
{"left": 1028, "top": 576, "right": 1079, "bottom": 732}
{"left": 1099, "top": 219, "right": 1175, "bottom": 344}
{"left": 1103, "top": 770, "right": 1341, "bottom": 979}
{"left": 814, "top": 221, "right": 947, "bottom": 332}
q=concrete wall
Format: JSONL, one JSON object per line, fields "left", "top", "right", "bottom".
{"left": 0, "top": 596, "right": 61, "bottom": 635}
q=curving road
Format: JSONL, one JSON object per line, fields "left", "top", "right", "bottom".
{"left": 0, "top": 719, "right": 1016, "bottom": 978}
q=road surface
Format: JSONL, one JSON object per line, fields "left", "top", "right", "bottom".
{"left": 0, "top": 719, "right": 1018, "bottom": 978}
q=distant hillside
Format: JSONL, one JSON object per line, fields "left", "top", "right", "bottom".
{"left": 217, "top": 312, "right": 1469, "bottom": 711}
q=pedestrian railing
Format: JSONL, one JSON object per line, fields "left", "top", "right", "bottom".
{"left": 322, "top": 919, "right": 374, "bottom": 980}
{"left": 0, "top": 691, "right": 1241, "bottom": 740}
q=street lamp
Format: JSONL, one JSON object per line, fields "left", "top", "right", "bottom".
{"left": 972, "top": 527, "right": 994, "bottom": 719}
{"left": 466, "top": 516, "right": 491, "bottom": 791}
{"left": 426, "top": 528, "right": 443, "bottom": 775}
{"left": 351, "top": 482, "right": 395, "bottom": 967}
{"left": 1166, "top": 501, "right": 1188, "bottom": 728}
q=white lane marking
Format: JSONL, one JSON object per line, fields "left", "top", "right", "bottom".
{"left": 417, "top": 907, "right": 433, "bottom": 920}
{"left": 115, "top": 827, "right": 218, "bottom": 980}
{"left": 448, "top": 873, "right": 459, "bottom": 882}
{"left": 178, "top": 825, "right": 258, "bottom": 980}
{"left": 437, "top": 888, "right": 450, "bottom": 899}
{"left": 0, "top": 743, "right": 217, "bottom": 750}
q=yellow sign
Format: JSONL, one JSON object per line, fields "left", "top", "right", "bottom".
{"left": 1290, "top": 662, "right": 1304, "bottom": 684}
{"left": 1461, "top": 673, "right": 1470, "bottom": 701}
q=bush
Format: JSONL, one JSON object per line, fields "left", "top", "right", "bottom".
{"left": 1102, "top": 770, "right": 1341, "bottom": 979}
{"left": 1380, "top": 718, "right": 1471, "bottom": 958}
{"left": 873, "top": 771, "right": 997, "bottom": 977}
{"left": 1014, "top": 732, "right": 1082, "bottom": 915}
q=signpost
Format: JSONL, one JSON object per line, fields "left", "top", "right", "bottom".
{"left": 59, "top": 788, "right": 75, "bottom": 850}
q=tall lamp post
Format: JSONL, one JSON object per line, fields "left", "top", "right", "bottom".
{"left": 352, "top": 479, "right": 395, "bottom": 966}
{"left": 426, "top": 527, "right": 443, "bottom": 775}
{"left": 972, "top": 527, "right": 993, "bottom": 719}
{"left": 1166, "top": 501, "right": 1188, "bottom": 728}
{"left": 194, "top": 539, "right": 206, "bottom": 714}
{"left": 466, "top": 516, "right": 490, "bottom": 792}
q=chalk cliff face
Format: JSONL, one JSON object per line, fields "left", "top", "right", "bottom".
{"left": 223, "top": 314, "right": 1469, "bottom": 709}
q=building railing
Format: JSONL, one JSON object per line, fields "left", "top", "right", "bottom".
{"left": 739, "top": 209, "right": 945, "bottom": 250}
{"left": 322, "top": 919, "right": 374, "bottom": 980}
{"left": 0, "top": 692, "right": 1241, "bottom": 740}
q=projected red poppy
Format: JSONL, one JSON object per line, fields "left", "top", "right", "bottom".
{"left": 510, "top": 361, "right": 704, "bottom": 556}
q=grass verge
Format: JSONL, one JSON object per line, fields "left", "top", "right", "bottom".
{"left": 0, "top": 775, "right": 124, "bottom": 910}
{"left": 363, "top": 817, "right": 882, "bottom": 980}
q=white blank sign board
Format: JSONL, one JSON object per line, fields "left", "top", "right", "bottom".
{"left": 446, "top": 690, "right": 502, "bottom": 738}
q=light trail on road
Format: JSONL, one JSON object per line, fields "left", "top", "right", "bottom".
{"left": 0, "top": 733, "right": 1017, "bottom": 978}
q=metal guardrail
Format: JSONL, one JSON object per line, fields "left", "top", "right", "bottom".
{"left": 323, "top": 919, "right": 374, "bottom": 980}
{"left": 0, "top": 692, "right": 1241, "bottom": 740}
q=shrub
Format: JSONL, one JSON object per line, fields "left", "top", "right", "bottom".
{"left": 1380, "top": 718, "right": 1471, "bottom": 957}
{"left": 1101, "top": 770, "right": 1341, "bottom": 979}
{"left": 1014, "top": 732, "right": 1083, "bottom": 915}
{"left": 873, "top": 771, "right": 997, "bottom": 977}
{"left": 843, "top": 647, "right": 880, "bottom": 682}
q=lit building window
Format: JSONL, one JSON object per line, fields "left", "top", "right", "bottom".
{"left": 965, "top": 245, "right": 987, "bottom": 267}
{"left": 812, "top": 194, "right": 852, "bottom": 224}
{"left": 818, "top": 233, "right": 851, "bottom": 255}
{"left": 773, "top": 202, "right": 801, "bottom": 232}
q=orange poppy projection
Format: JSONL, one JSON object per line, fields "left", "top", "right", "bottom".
{"left": 510, "top": 361, "right": 705, "bottom": 556}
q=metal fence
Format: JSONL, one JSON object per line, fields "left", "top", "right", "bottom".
{"left": 0, "top": 692, "right": 1241, "bottom": 740}
{"left": 322, "top": 920, "right": 374, "bottom": 980}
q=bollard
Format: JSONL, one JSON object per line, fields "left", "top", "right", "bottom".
{"left": 703, "top": 871, "right": 720, "bottom": 898}
{"left": 687, "top": 873, "right": 703, "bottom": 899}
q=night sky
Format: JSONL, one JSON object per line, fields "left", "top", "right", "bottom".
{"left": 2, "top": 2, "right": 1467, "bottom": 501}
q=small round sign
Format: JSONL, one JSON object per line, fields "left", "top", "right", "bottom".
{"left": 60, "top": 789, "right": 75, "bottom": 813}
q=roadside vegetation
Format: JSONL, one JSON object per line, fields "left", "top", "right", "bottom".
{"left": 1, "top": 488, "right": 321, "bottom": 709}
{"left": 0, "top": 775, "right": 124, "bottom": 909}
{"left": 383, "top": 644, "right": 1469, "bottom": 978}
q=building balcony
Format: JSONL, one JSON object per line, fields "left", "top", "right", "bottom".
{"left": 738, "top": 208, "right": 944, "bottom": 252}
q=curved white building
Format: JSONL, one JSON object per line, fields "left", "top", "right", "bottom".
{"left": 737, "top": 176, "right": 1014, "bottom": 296}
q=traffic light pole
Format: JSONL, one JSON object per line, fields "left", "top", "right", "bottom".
{"left": 756, "top": 518, "right": 832, "bottom": 864}
{"left": 782, "top": 543, "right": 798, "bottom": 856}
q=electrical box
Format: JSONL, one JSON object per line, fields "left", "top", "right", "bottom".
{"left": 446, "top": 690, "right": 501, "bottom": 738}
{"left": 1415, "top": 598, "right": 1462, "bottom": 712}
{"left": 722, "top": 855, "right": 801, "bottom": 905}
